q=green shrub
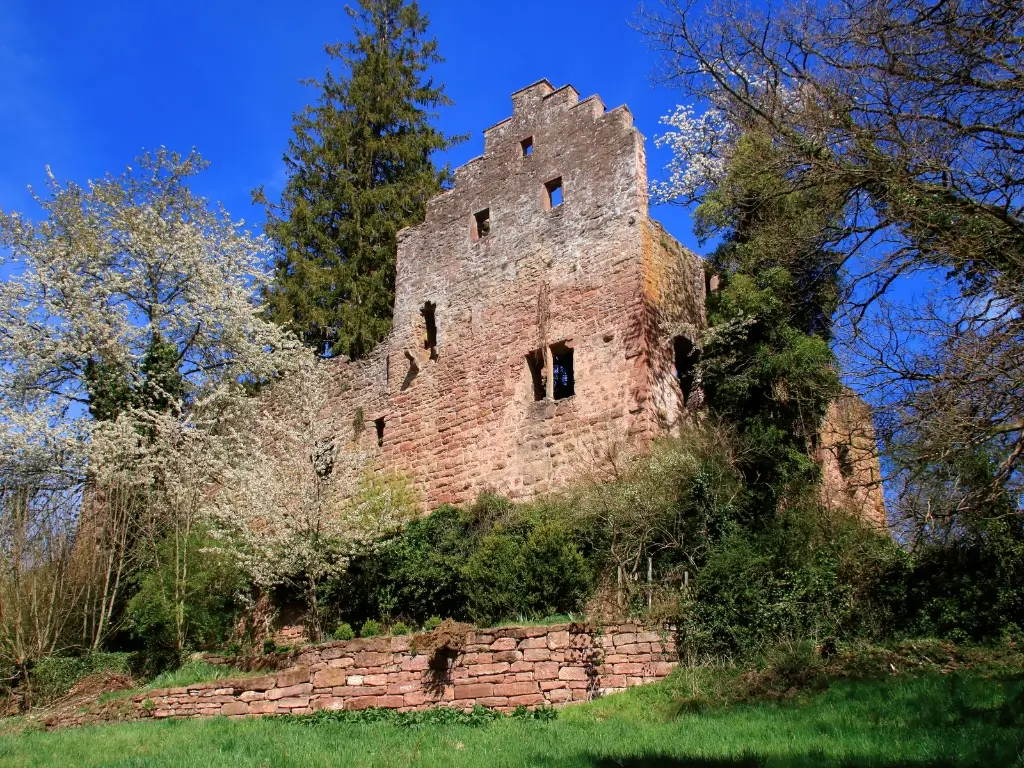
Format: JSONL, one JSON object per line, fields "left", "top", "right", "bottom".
{"left": 423, "top": 616, "right": 443, "bottom": 631}
{"left": 678, "top": 505, "right": 902, "bottom": 661}
{"left": 391, "top": 621, "right": 411, "bottom": 636}
{"left": 263, "top": 638, "right": 277, "bottom": 655}
{"left": 332, "top": 622, "right": 355, "bottom": 641}
{"left": 125, "top": 529, "right": 245, "bottom": 676}
{"left": 360, "top": 619, "right": 383, "bottom": 638}
{"left": 464, "top": 516, "right": 590, "bottom": 626}
{"left": 30, "top": 652, "right": 131, "bottom": 705}
{"left": 333, "top": 505, "right": 472, "bottom": 626}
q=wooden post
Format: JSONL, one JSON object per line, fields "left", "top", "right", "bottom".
{"left": 647, "top": 557, "right": 653, "bottom": 610}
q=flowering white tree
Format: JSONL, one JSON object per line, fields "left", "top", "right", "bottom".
{"left": 0, "top": 148, "right": 298, "bottom": 419}
{"left": 209, "top": 358, "right": 417, "bottom": 641}
{"left": 0, "top": 149, "right": 301, "bottom": 655}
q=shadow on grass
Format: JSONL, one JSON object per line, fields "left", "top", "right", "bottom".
{"left": 587, "top": 757, "right": 965, "bottom": 768}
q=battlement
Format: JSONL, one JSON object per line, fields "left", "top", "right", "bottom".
{"left": 421, "top": 81, "right": 642, "bottom": 240}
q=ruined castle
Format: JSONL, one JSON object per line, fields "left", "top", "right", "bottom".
{"left": 322, "top": 79, "right": 885, "bottom": 527}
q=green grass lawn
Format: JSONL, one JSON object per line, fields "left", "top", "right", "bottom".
{"left": 1, "top": 672, "right": 1022, "bottom": 768}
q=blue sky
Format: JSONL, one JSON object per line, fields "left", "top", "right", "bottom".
{"left": 0, "top": 0, "right": 697, "bottom": 256}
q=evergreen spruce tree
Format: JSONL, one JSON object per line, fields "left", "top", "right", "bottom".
{"left": 258, "top": 0, "right": 461, "bottom": 359}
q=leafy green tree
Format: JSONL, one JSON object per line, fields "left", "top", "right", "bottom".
{"left": 259, "top": 0, "right": 462, "bottom": 359}
{"left": 696, "top": 133, "right": 843, "bottom": 518}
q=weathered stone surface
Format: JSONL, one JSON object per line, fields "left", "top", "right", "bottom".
{"left": 312, "top": 668, "right": 348, "bottom": 688}
{"left": 268, "top": 683, "right": 313, "bottom": 701}
{"left": 220, "top": 702, "right": 249, "bottom": 716}
{"left": 493, "top": 682, "right": 538, "bottom": 697}
{"left": 454, "top": 684, "right": 494, "bottom": 699}
{"left": 558, "top": 667, "right": 590, "bottom": 681}
{"left": 275, "top": 666, "right": 310, "bottom": 688}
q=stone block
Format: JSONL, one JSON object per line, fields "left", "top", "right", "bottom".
{"left": 612, "top": 633, "right": 637, "bottom": 647}
{"left": 276, "top": 696, "right": 310, "bottom": 709}
{"left": 312, "top": 668, "right": 348, "bottom": 688}
{"left": 545, "top": 688, "right": 572, "bottom": 703}
{"left": 519, "top": 637, "right": 548, "bottom": 649}
{"left": 510, "top": 660, "right": 534, "bottom": 673}
{"left": 492, "top": 682, "right": 538, "bottom": 697}
{"left": 313, "top": 697, "right": 346, "bottom": 711}
{"left": 402, "top": 656, "right": 430, "bottom": 672}
{"left": 490, "top": 638, "right": 518, "bottom": 652}
{"left": 238, "top": 690, "right": 266, "bottom": 702}
{"left": 468, "top": 662, "right": 510, "bottom": 677}
{"left": 453, "top": 683, "right": 494, "bottom": 699}
{"left": 534, "top": 662, "right": 560, "bottom": 680}
{"left": 558, "top": 667, "right": 590, "bottom": 681}
{"left": 508, "top": 693, "right": 545, "bottom": 706}
{"left": 364, "top": 674, "right": 389, "bottom": 687}
{"left": 346, "top": 696, "right": 379, "bottom": 710}
{"left": 377, "top": 695, "right": 405, "bottom": 708}
{"left": 613, "top": 663, "right": 643, "bottom": 675}
{"left": 220, "top": 701, "right": 249, "bottom": 716}
{"left": 267, "top": 683, "right": 313, "bottom": 701}
{"left": 523, "top": 648, "right": 551, "bottom": 662}
{"left": 546, "top": 631, "right": 570, "bottom": 650}
{"left": 275, "top": 666, "right": 310, "bottom": 688}
{"left": 493, "top": 651, "right": 522, "bottom": 664}
{"left": 346, "top": 675, "right": 365, "bottom": 686}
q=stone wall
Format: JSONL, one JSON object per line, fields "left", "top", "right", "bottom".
{"left": 318, "top": 79, "right": 707, "bottom": 511}
{"left": 131, "top": 623, "right": 676, "bottom": 719}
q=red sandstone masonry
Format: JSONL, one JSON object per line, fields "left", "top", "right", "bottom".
{"left": 130, "top": 624, "right": 675, "bottom": 720}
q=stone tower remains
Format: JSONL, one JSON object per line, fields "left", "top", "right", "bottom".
{"left": 321, "top": 79, "right": 883, "bottom": 524}
{"left": 323, "top": 79, "right": 706, "bottom": 509}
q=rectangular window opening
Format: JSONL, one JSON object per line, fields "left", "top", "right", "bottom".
{"left": 545, "top": 177, "right": 563, "bottom": 209}
{"left": 473, "top": 208, "right": 490, "bottom": 240}
{"left": 526, "top": 349, "right": 546, "bottom": 402}
{"left": 374, "top": 418, "right": 385, "bottom": 448}
{"left": 521, "top": 136, "right": 534, "bottom": 157}
{"left": 551, "top": 343, "right": 574, "bottom": 400}
{"left": 422, "top": 301, "right": 437, "bottom": 357}
{"left": 673, "top": 336, "right": 699, "bottom": 405}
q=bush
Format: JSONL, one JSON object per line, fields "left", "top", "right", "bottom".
{"left": 332, "top": 622, "right": 355, "bottom": 641}
{"left": 678, "top": 505, "right": 902, "bottom": 661}
{"left": 263, "top": 638, "right": 277, "bottom": 655}
{"left": 30, "top": 652, "right": 131, "bottom": 705}
{"left": 423, "top": 616, "right": 443, "bottom": 631}
{"left": 463, "top": 515, "right": 591, "bottom": 626}
{"left": 125, "top": 530, "right": 245, "bottom": 676}
{"left": 391, "top": 621, "right": 411, "bottom": 636}
{"left": 333, "top": 505, "right": 472, "bottom": 626}
{"left": 360, "top": 619, "right": 383, "bottom": 638}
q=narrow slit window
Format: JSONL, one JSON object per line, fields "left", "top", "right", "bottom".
{"left": 374, "top": 418, "right": 385, "bottom": 448}
{"left": 545, "top": 177, "right": 563, "bottom": 209}
{"left": 472, "top": 208, "right": 490, "bottom": 240}
{"left": 673, "top": 336, "right": 699, "bottom": 405}
{"left": 422, "top": 301, "right": 437, "bottom": 356}
{"left": 551, "top": 343, "right": 574, "bottom": 400}
{"left": 526, "top": 349, "right": 546, "bottom": 401}
{"left": 521, "top": 136, "right": 534, "bottom": 157}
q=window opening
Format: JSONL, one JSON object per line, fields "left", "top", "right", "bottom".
{"left": 521, "top": 136, "right": 534, "bottom": 157}
{"left": 545, "top": 177, "right": 563, "bottom": 209}
{"left": 374, "top": 418, "right": 385, "bottom": 448}
{"left": 551, "top": 343, "right": 574, "bottom": 400}
{"left": 526, "top": 349, "right": 546, "bottom": 401}
{"left": 422, "top": 301, "right": 437, "bottom": 357}
{"left": 473, "top": 209, "right": 490, "bottom": 240}
{"left": 673, "top": 336, "right": 699, "bottom": 405}
{"left": 837, "top": 443, "right": 854, "bottom": 479}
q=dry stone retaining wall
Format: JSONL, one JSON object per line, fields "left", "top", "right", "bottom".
{"left": 132, "top": 624, "right": 676, "bottom": 719}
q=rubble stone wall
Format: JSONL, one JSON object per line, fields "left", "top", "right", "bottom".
{"left": 131, "top": 623, "right": 676, "bottom": 719}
